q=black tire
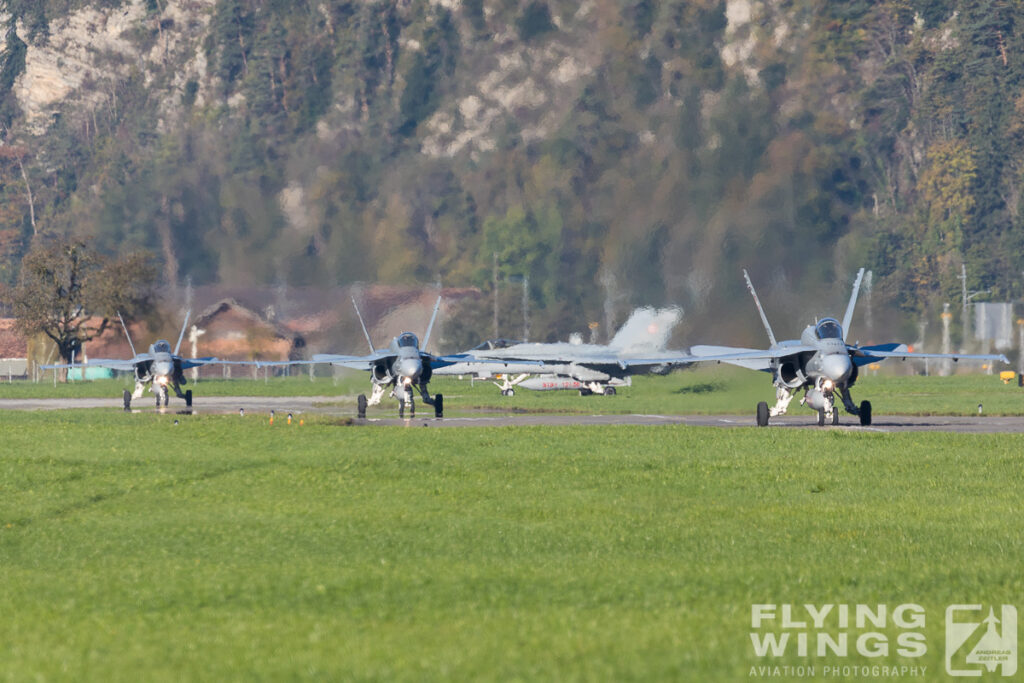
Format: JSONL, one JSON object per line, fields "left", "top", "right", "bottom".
{"left": 357, "top": 394, "right": 367, "bottom": 418}
{"left": 756, "top": 401, "right": 769, "bottom": 427}
{"left": 185, "top": 390, "right": 193, "bottom": 408}
{"left": 817, "top": 409, "right": 826, "bottom": 426}
{"left": 123, "top": 389, "right": 131, "bottom": 412}
{"left": 605, "top": 387, "right": 616, "bottom": 396}
{"left": 579, "top": 388, "right": 593, "bottom": 397}
{"left": 859, "top": 400, "right": 872, "bottom": 426}
{"left": 409, "top": 400, "right": 415, "bottom": 418}
{"left": 399, "top": 402, "right": 405, "bottom": 418}
{"left": 434, "top": 394, "right": 443, "bottom": 418}
{"left": 832, "top": 409, "right": 839, "bottom": 426}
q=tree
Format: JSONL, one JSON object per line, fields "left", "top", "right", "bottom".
{"left": 4, "top": 238, "right": 157, "bottom": 372}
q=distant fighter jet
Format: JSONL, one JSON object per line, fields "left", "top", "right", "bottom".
{"left": 44, "top": 311, "right": 220, "bottom": 410}
{"left": 690, "top": 269, "right": 1008, "bottom": 426}
{"left": 435, "top": 307, "right": 692, "bottom": 396}
{"left": 313, "top": 297, "right": 525, "bottom": 418}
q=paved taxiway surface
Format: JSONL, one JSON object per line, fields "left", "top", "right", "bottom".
{"left": 2, "top": 396, "right": 1024, "bottom": 433}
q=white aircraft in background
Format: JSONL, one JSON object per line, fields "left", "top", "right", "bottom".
{"left": 435, "top": 307, "right": 693, "bottom": 396}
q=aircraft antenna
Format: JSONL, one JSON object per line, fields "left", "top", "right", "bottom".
{"left": 117, "top": 312, "right": 138, "bottom": 358}
{"left": 174, "top": 309, "right": 191, "bottom": 356}
{"left": 743, "top": 269, "right": 777, "bottom": 347}
{"left": 423, "top": 296, "right": 442, "bottom": 350}
{"left": 841, "top": 268, "right": 866, "bottom": 341}
{"left": 351, "top": 296, "right": 375, "bottom": 353}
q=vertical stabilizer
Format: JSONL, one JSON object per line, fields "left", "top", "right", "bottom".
{"left": 423, "top": 296, "right": 442, "bottom": 350}
{"left": 174, "top": 309, "right": 191, "bottom": 356}
{"left": 743, "top": 269, "right": 777, "bottom": 347}
{"left": 841, "top": 268, "right": 866, "bottom": 341}
{"left": 351, "top": 296, "right": 375, "bottom": 353}
{"left": 117, "top": 312, "right": 138, "bottom": 358}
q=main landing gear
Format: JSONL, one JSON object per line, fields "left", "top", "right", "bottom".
{"left": 755, "top": 389, "right": 872, "bottom": 427}
{"left": 858, "top": 400, "right": 872, "bottom": 426}
{"left": 356, "top": 386, "right": 444, "bottom": 419}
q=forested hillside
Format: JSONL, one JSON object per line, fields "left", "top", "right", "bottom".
{"left": 0, "top": 0, "right": 1020, "bottom": 347}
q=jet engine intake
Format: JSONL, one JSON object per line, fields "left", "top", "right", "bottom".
{"left": 372, "top": 363, "right": 394, "bottom": 384}
{"left": 777, "top": 361, "right": 806, "bottom": 388}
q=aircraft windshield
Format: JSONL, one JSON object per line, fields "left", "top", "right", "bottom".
{"left": 397, "top": 333, "right": 419, "bottom": 348}
{"left": 815, "top": 320, "right": 843, "bottom": 340}
{"left": 153, "top": 340, "right": 171, "bottom": 353}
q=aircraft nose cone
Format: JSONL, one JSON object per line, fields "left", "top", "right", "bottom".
{"left": 821, "top": 353, "right": 852, "bottom": 383}
{"left": 396, "top": 358, "right": 421, "bottom": 382}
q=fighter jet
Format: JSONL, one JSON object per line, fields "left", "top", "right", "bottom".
{"left": 313, "top": 297, "right": 525, "bottom": 418}
{"left": 434, "top": 307, "right": 690, "bottom": 396}
{"left": 43, "top": 311, "right": 220, "bottom": 409}
{"left": 690, "top": 269, "right": 1008, "bottom": 426}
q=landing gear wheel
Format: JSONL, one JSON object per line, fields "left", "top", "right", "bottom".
{"left": 579, "top": 388, "right": 593, "bottom": 396}
{"left": 817, "top": 409, "right": 826, "bottom": 426}
{"left": 605, "top": 387, "right": 616, "bottom": 396}
{"left": 756, "top": 401, "right": 769, "bottom": 427}
{"left": 185, "top": 390, "right": 193, "bottom": 408}
{"left": 123, "top": 390, "right": 132, "bottom": 412}
{"left": 399, "top": 403, "right": 405, "bottom": 419}
{"left": 357, "top": 394, "right": 367, "bottom": 418}
{"left": 434, "top": 394, "right": 443, "bottom": 418}
{"left": 859, "top": 400, "right": 872, "bottom": 426}
{"left": 832, "top": 409, "right": 839, "bottom": 426}
{"left": 501, "top": 388, "right": 512, "bottom": 397}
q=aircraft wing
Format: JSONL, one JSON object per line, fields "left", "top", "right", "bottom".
{"left": 179, "top": 356, "right": 220, "bottom": 369}
{"left": 429, "top": 355, "right": 546, "bottom": 373}
{"left": 688, "top": 344, "right": 817, "bottom": 371}
{"left": 849, "top": 344, "right": 1008, "bottom": 364}
{"left": 213, "top": 359, "right": 316, "bottom": 368}
{"left": 615, "top": 357, "right": 695, "bottom": 370}
{"left": 311, "top": 352, "right": 390, "bottom": 370}
{"left": 40, "top": 358, "right": 142, "bottom": 372}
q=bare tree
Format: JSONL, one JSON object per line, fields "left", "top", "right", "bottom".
{"left": 3, "top": 238, "right": 157, "bottom": 375}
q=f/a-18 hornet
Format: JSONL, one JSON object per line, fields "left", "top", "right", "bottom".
{"left": 690, "top": 269, "right": 1008, "bottom": 426}
{"left": 44, "top": 311, "right": 220, "bottom": 410}
{"left": 313, "top": 297, "right": 525, "bottom": 418}
{"left": 434, "top": 307, "right": 690, "bottom": 396}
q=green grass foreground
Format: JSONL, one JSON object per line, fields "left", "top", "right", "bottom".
{"left": 1, "top": 412, "right": 1021, "bottom": 680}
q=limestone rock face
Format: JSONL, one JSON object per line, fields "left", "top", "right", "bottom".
{"left": 12, "top": 0, "right": 214, "bottom": 132}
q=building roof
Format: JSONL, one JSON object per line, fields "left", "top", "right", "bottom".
{"left": 0, "top": 319, "right": 27, "bottom": 358}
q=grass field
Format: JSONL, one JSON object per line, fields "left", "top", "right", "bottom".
{"left": 3, "top": 365, "right": 1023, "bottom": 417}
{"left": 1, "top": 411, "right": 1021, "bottom": 680}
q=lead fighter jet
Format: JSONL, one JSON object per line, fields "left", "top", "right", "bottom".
{"left": 691, "top": 269, "right": 1008, "bottom": 426}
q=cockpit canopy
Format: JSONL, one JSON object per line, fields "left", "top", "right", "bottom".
{"left": 152, "top": 340, "right": 172, "bottom": 353}
{"left": 397, "top": 333, "right": 419, "bottom": 348}
{"left": 814, "top": 318, "right": 843, "bottom": 340}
